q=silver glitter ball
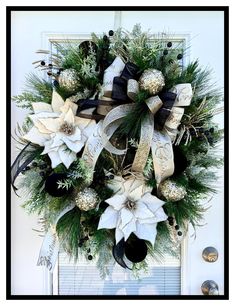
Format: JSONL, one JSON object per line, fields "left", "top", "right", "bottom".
{"left": 59, "top": 68, "right": 79, "bottom": 91}
{"left": 139, "top": 69, "right": 165, "bottom": 95}
{"left": 75, "top": 188, "right": 99, "bottom": 211}
{"left": 159, "top": 179, "right": 187, "bottom": 202}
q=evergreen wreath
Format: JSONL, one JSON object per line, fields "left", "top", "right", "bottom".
{"left": 11, "top": 25, "right": 224, "bottom": 277}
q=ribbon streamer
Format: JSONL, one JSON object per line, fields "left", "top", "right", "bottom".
{"left": 37, "top": 203, "right": 75, "bottom": 271}
{"left": 11, "top": 143, "right": 42, "bottom": 193}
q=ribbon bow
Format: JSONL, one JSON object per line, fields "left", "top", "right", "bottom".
{"left": 82, "top": 57, "right": 193, "bottom": 185}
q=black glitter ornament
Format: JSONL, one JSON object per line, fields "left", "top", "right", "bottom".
{"left": 25, "top": 166, "right": 30, "bottom": 171}
{"left": 209, "top": 127, "right": 214, "bottom": 133}
{"left": 40, "top": 61, "right": 45, "bottom": 66}
{"left": 175, "top": 225, "right": 180, "bottom": 230}
{"left": 32, "top": 162, "right": 38, "bottom": 167}
{"left": 88, "top": 255, "right": 93, "bottom": 260}
{"left": 163, "top": 49, "right": 168, "bottom": 55}
{"left": 124, "top": 235, "right": 148, "bottom": 263}
{"left": 44, "top": 173, "right": 73, "bottom": 197}
{"left": 177, "top": 231, "right": 183, "bottom": 236}
{"left": 48, "top": 63, "right": 53, "bottom": 68}
{"left": 177, "top": 54, "right": 183, "bottom": 60}
{"left": 169, "top": 221, "right": 174, "bottom": 226}
{"left": 173, "top": 146, "right": 188, "bottom": 176}
{"left": 109, "top": 30, "right": 114, "bottom": 36}
{"left": 168, "top": 216, "right": 174, "bottom": 222}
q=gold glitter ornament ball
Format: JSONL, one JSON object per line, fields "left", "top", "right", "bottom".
{"left": 159, "top": 179, "right": 187, "bottom": 202}
{"left": 59, "top": 68, "right": 79, "bottom": 91}
{"left": 139, "top": 69, "right": 165, "bottom": 95}
{"left": 75, "top": 188, "right": 99, "bottom": 211}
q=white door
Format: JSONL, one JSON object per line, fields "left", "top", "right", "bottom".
{"left": 11, "top": 10, "right": 225, "bottom": 296}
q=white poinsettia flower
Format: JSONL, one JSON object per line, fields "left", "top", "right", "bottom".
{"left": 98, "top": 176, "right": 167, "bottom": 246}
{"left": 23, "top": 90, "right": 96, "bottom": 168}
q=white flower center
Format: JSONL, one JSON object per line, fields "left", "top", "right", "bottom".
{"left": 125, "top": 200, "right": 136, "bottom": 211}
{"left": 59, "top": 122, "right": 75, "bottom": 135}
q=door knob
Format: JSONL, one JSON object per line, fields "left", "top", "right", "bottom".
{"left": 201, "top": 280, "right": 219, "bottom": 295}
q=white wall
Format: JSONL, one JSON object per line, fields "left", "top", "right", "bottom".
{"left": 11, "top": 10, "right": 224, "bottom": 295}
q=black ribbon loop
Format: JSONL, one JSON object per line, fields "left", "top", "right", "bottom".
{"left": 111, "top": 62, "right": 140, "bottom": 102}
{"left": 155, "top": 91, "right": 177, "bottom": 129}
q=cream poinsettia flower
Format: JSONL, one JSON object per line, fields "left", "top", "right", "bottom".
{"left": 98, "top": 175, "right": 167, "bottom": 245}
{"left": 23, "top": 90, "right": 96, "bottom": 168}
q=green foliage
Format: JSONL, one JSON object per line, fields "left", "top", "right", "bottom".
{"left": 56, "top": 207, "right": 81, "bottom": 259}
{"left": 13, "top": 25, "right": 224, "bottom": 276}
{"left": 12, "top": 73, "right": 53, "bottom": 109}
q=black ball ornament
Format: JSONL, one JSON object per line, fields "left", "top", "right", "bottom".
{"left": 88, "top": 255, "right": 93, "bottom": 260}
{"left": 167, "top": 42, "right": 172, "bottom": 48}
{"left": 177, "top": 53, "right": 183, "bottom": 60}
{"left": 124, "top": 236, "right": 148, "bottom": 263}
{"left": 163, "top": 49, "right": 168, "bottom": 55}
{"left": 173, "top": 146, "right": 188, "bottom": 176}
{"left": 44, "top": 173, "right": 73, "bottom": 197}
{"left": 109, "top": 30, "right": 114, "bottom": 36}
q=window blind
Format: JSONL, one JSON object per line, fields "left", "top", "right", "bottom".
{"left": 58, "top": 251, "right": 181, "bottom": 296}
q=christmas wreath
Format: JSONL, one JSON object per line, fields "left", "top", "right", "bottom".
{"left": 11, "top": 25, "right": 223, "bottom": 276}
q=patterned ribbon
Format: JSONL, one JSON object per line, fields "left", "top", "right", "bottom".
{"left": 82, "top": 57, "right": 193, "bottom": 185}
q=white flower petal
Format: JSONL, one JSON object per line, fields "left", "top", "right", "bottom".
{"left": 29, "top": 112, "right": 59, "bottom": 125}
{"left": 60, "top": 99, "right": 78, "bottom": 115}
{"left": 120, "top": 207, "right": 134, "bottom": 228}
{"left": 63, "top": 138, "right": 84, "bottom": 153}
{"left": 32, "top": 102, "right": 52, "bottom": 113}
{"left": 64, "top": 108, "right": 75, "bottom": 125}
{"left": 58, "top": 146, "right": 77, "bottom": 168}
{"left": 47, "top": 150, "right": 62, "bottom": 168}
{"left": 38, "top": 117, "right": 62, "bottom": 133}
{"left": 140, "top": 193, "right": 165, "bottom": 214}
{"left": 105, "top": 194, "right": 127, "bottom": 210}
{"left": 51, "top": 90, "right": 64, "bottom": 113}
{"left": 23, "top": 126, "right": 50, "bottom": 146}
{"left": 75, "top": 117, "right": 92, "bottom": 131}
{"left": 98, "top": 206, "right": 118, "bottom": 230}
{"left": 115, "top": 228, "right": 124, "bottom": 244}
{"left": 133, "top": 202, "right": 155, "bottom": 219}
{"left": 82, "top": 120, "right": 97, "bottom": 139}
{"left": 123, "top": 178, "right": 151, "bottom": 201}
{"left": 50, "top": 134, "right": 64, "bottom": 148}
{"left": 134, "top": 222, "right": 157, "bottom": 246}
{"left": 122, "top": 218, "right": 136, "bottom": 241}
{"left": 154, "top": 207, "right": 168, "bottom": 222}
{"left": 66, "top": 127, "right": 82, "bottom": 142}
{"left": 34, "top": 121, "right": 52, "bottom": 134}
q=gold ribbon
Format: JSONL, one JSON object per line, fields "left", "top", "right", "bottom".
{"left": 84, "top": 57, "right": 193, "bottom": 185}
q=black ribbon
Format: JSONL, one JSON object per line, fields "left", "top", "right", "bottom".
{"left": 11, "top": 143, "right": 41, "bottom": 194}
{"left": 111, "top": 62, "right": 140, "bottom": 102}
{"left": 112, "top": 238, "right": 132, "bottom": 270}
{"left": 155, "top": 91, "right": 177, "bottom": 129}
